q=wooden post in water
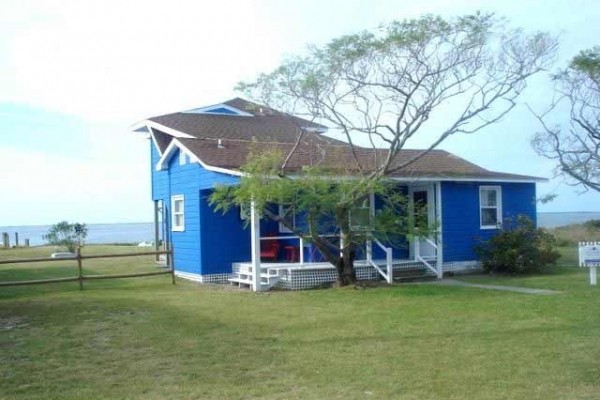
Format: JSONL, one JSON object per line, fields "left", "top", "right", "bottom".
{"left": 14, "top": 232, "right": 19, "bottom": 247}
{"left": 76, "top": 246, "right": 83, "bottom": 291}
{"left": 2, "top": 232, "right": 8, "bottom": 248}
{"left": 24, "top": 239, "right": 30, "bottom": 247}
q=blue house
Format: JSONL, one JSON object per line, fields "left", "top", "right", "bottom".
{"left": 133, "top": 98, "right": 543, "bottom": 291}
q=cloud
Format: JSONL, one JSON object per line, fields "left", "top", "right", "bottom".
{"left": 0, "top": 144, "right": 151, "bottom": 225}
{"left": 0, "top": 0, "right": 282, "bottom": 122}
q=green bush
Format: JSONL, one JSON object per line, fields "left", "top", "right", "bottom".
{"left": 43, "top": 221, "right": 88, "bottom": 252}
{"left": 476, "top": 215, "right": 560, "bottom": 274}
{"left": 583, "top": 219, "right": 600, "bottom": 231}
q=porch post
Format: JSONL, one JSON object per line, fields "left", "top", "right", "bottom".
{"left": 435, "top": 182, "right": 444, "bottom": 279}
{"left": 367, "top": 191, "right": 375, "bottom": 262}
{"left": 153, "top": 200, "right": 160, "bottom": 262}
{"left": 250, "top": 200, "right": 262, "bottom": 292}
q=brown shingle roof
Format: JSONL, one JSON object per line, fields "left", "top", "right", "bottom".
{"left": 178, "top": 137, "right": 542, "bottom": 181}
{"left": 149, "top": 98, "right": 334, "bottom": 144}
{"left": 144, "top": 98, "right": 543, "bottom": 182}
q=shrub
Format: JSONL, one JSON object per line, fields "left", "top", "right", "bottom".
{"left": 43, "top": 221, "right": 88, "bottom": 252}
{"left": 476, "top": 215, "right": 560, "bottom": 274}
{"left": 584, "top": 219, "right": 600, "bottom": 231}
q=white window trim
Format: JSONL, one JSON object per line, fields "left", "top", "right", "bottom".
{"left": 171, "top": 195, "right": 185, "bottom": 232}
{"left": 479, "top": 186, "right": 502, "bottom": 230}
{"left": 278, "top": 204, "right": 295, "bottom": 233}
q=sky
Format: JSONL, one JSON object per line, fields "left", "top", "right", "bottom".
{"left": 0, "top": 0, "right": 599, "bottom": 226}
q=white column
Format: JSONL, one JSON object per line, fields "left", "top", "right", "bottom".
{"left": 250, "top": 200, "right": 262, "bottom": 292}
{"left": 367, "top": 191, "right": 375, "bottom": 262}
{"left": 435, "top": 181, "right": 444, "bottom": 279}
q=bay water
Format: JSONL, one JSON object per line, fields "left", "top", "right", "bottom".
{"left": 1, "top": 212, "right": 599, "bottom": 247}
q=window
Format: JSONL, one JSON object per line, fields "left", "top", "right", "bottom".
{"left": 350, "top": 200, "right": 371, "bottom": 232}
{"left": 479, "top": 186, "right": 502, "bottom": 229}
{"left": 278, "top": 204, "right": 295, "bottom": 233}
{"left": 171, "top": 195, "right": 185, "bottom": 231}
{"left": 179, "top": 151, "right": 188, "bottom": 165}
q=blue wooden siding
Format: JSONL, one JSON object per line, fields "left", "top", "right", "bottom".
{"left": 166, "top": 152, "right": 201, "bottom": 274}
{"left": 149, "top": 140, "right": 241, "bottom": 275}
{"left": 199, "top": 190, "right": 251, "bottom": 274}
{"left": 441, "top": 181, "right": 536, "bottom": 262}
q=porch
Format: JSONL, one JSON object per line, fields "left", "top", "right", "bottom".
{"left": 229, "top": 230, "right": 442, "bottom": 290}
{"left": 230, "top": 182, "right": 445, "bottom": 291}
{"left": 230, "top": 256, "right": 439, "bottom": 291}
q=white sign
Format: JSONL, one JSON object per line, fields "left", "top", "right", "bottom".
{"left": 579, "top": 242, "right": 600, "bottom": 285}
{"left": 580, "top": 244, "right": 600, "bottom": 266}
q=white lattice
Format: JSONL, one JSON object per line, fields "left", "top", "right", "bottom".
{"left": 442, "top": 260, "right": 480, "bottom": 272}
{"left": 181, "top": 259, "right": 482, "bottom": 290}
{"left": 175, "top": 271, "right": 232, "bottom": 284}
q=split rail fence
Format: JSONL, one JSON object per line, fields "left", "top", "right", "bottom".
{"left": 0, "top": 247, "right": 175, "bottom": 289}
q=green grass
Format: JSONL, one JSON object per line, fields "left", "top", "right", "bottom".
{"left": 1, "top": 246, "right": 600, "bottom": 399}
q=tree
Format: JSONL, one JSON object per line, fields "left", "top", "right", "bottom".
{"left": 43, "top": 221, "right": 88, "bottom": 252}
{"left": 532, "top": 47, "right": 600, "bottom": 193}
{"left": 213, "top": 13, "right": 557, "bottom": 286}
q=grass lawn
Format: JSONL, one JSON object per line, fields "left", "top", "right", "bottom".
{"left": 1, "top": 245, "right": 599, "bottom": 399}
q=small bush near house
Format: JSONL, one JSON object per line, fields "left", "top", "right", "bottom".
{"left": 476, "top": 215, "right": 560, "bottom": 274}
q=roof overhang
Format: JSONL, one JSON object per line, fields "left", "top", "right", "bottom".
{"left": 389, "top": 176, "right": 547, "bottom": 183}
{"left": 155, "top": 138, "right": 243, "bottom": 177}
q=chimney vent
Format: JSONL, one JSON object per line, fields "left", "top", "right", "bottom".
{"left": 217, "top": 139, "right": 225, "bottom": 149}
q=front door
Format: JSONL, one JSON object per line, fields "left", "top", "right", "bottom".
{"left": 409, "top": 184, "right": 436, "bottom": 259}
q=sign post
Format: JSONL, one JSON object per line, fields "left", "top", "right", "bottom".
{"left": 579, "top": 242, "right": 600, "bottom": 286}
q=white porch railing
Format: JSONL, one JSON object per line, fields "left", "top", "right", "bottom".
{"left": 367, "top": 238, "right": 393, "bottom": 284}
{"left": 415, "top": 237, "right": 439, "bottom": 276}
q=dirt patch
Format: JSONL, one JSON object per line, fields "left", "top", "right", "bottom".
{"left": 0, "top": 316, "right": 29, "bottom": 331}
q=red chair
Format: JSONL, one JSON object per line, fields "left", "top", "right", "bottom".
{"left": 260, "top": 240, "right": 280, "bottom": 261}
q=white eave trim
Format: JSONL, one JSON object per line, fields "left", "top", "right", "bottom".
{"left": 182, "top": 103, "right": 254, "bottom": 116}
{"left": 131, "top": 120, "right": 195, "bottom": 139}
{"left": 155, "top": 138, "right": 243, "bottom": 177}
{"left": 389, "top": 176, "right": 547, "bottom": 183}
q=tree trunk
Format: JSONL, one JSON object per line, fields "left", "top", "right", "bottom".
{"left": 335, "top": 242, "right": 357, "bottom": 286}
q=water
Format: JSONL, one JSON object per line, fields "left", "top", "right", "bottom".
{"left": 0, "top": 222, "right": 154, "bottom": 247}
{"left": 1, "top": 212, "right": 598, "bottom": 246}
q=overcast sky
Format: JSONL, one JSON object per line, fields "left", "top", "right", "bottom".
{"left": 1, "top": 0, "right": 599, "bottom": 226}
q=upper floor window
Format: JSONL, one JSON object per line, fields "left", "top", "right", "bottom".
{"left": 479, "top": 186, "right": 502, "bottom": 229}
{"left": 171, "top": 195, "right": 185, "bottom": 231}
{"left": 179, "top": 151, "right": 188, "bottom": 165}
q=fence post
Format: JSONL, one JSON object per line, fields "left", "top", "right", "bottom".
{"left": 2, "top": 232, "right": 8, "bottom": 248}
{"left": 76, "top": 246, "right": 83, "bottom": 291}
{"left": 169, "top": 247, "right": 176, "bottom": 285}
{"left": 15, "top": 232, "right": 19, "bottom": 247}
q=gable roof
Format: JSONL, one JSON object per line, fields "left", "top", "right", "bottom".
{"left": 137, "top": 98, "right": 545, "bottom": 183}
{"left": 148, "top": 98, "right": 333, "bottom": 144}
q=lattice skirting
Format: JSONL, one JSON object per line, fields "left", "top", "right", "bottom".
{"left": 442, "top": 260, "right": 480, "bottom": 272}
{"left": 174, "top": 271, "right": 231, "bottom": 284}
{"left": 178, "top": 260, "right": 481, "bottom": 290}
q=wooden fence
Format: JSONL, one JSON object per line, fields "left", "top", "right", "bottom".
{"left": 0, "top": 247, "right": 175, "bottom": 289}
